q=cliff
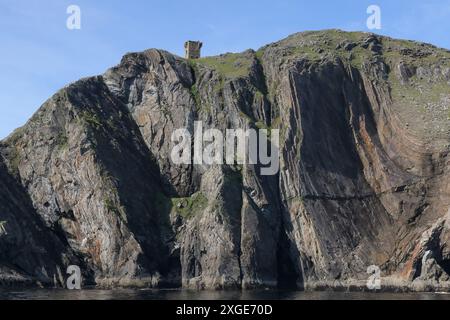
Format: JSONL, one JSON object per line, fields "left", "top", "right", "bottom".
{"left": 0, "top": 30, "right": 449, "bottom": 291}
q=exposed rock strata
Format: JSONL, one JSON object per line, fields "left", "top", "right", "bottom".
{"left": 0, "top": 30, "right": 449, "bottom": 290}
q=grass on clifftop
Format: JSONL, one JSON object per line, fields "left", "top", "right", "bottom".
{"left": 196, "top": 52, "right": 253, "bottom": 79}
{"left": 256, "top": 29, "right": 450, "bottom": 70}
{"left": 255, "top": 29, "right": 374, "bottom": 67}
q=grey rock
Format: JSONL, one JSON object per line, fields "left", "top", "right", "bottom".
{"left": 1, "top": 30, "right": 449, "bottom": 290}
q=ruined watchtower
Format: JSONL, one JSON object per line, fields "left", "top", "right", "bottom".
{"left": 185, "top": 41, "right": 203, "bottom": 59}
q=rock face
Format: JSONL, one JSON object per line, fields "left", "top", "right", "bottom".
{"left": 0, "top": 30, "right": 449, "bottom": 290}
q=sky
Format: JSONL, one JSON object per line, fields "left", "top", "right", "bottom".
{"left": 1, "top": 0, "right": 450, "bottom": 139}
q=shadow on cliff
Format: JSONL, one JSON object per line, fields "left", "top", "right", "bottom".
{"left": 0, "top": 154, "right": 93, "bottom": 286}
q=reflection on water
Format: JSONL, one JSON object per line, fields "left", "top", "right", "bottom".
{"left": 1, "top": 289, "right": 450, "bottom": 300}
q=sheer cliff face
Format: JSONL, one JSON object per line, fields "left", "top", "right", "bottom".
{"left": 0, "top": 30, "right": 449, "bottom": 289}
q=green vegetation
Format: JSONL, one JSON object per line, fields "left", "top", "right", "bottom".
{"left": 389, "top": 78, "right": 450, "bottom": 104}
{"left": 189, "top": 84, "right": 213, "bottom": 114}
{"left": 6, "top": 127, "right": 25, "bottom": 146}
{"left": 383, "top": 37, "right": 450, "bottom": 67}
{"left": 191, "top": 30, "right": 450, "bottom": 148}
{"left": 286, "top": 196, "right": 306, "bottom": 204}
{"left": 190, "top": 51, "right": 255, "bottom": 115}
{"left": 286, "top": 46, "right": 323, "bottom": 61}
{"left": 248, "top": 114, "right": 281, "bottom": 140}
{"left": 104, "top": 198, "right": 117, "bottom": 212}
{"left": 270, "top": 30, "right": 450, "bottom": 69}
{"left": 255, "top": 121, "right": 270, "bottom": 130}
{"left": 2, "top": 127, "right": 25, "bottom": 176}
{"left": 253, "top": 90, "right": 265, "bottom": 101}
{"left": 197, "top": 53, "right": 253, "bottom": 79}
{"left": 190, "top": 84, "right": 201, "bottom": 107}
{"left": 188, "top": 58, "right": 222, "bottom": 114}
{"left": 255, "top": 49, "right": 265, "bottom": 62}
{"left": 104, "top": 198, "right": 127, "bottom": 221}
{"left": 171, "top": 192, "right": 208, "bottom": 219}
{"left": 271, "top": 116, "right": 282, "bottom": 129}
{"left": 8, "top": 146, "right": 21, "bottom": 175}
{"left": 188, "top": 59, "right": 199, "bottom": 75}
{"left": 238, "top": 111, "right": 253, "bottom": 123}
{"left": 275, "top": 30, "right": 373, "bottom": 68}
{"left": 347, "top": 46, "right": 371, "bottom": 68}
{"left": 55, "top": 132, "right": 69, "bottom": 150}
{"left": 80, "top": 111, "right": 102, "bottom": 129}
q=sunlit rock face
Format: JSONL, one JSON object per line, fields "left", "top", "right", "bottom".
{"left": 1, "top": 30, "right": 449, "bottom": 290}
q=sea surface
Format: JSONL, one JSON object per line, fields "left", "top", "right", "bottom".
{"left": 1, "top": 288, "right": 450, "bottom": 300}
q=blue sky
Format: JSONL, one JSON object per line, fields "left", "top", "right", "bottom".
{"left": 1, "top": 0, "right": 450, "bottom": 139}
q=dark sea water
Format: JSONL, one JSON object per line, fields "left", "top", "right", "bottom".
{"left": 1, "top": 289, "right": 450, "bottom": 300}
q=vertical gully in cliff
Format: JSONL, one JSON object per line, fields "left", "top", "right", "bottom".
{"left": 252, "top": 54, "right": 303, "bottom": 289}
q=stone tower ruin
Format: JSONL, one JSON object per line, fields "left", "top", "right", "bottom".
{"left": 184, "top": 41, "right": 203, "bottom": 59}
